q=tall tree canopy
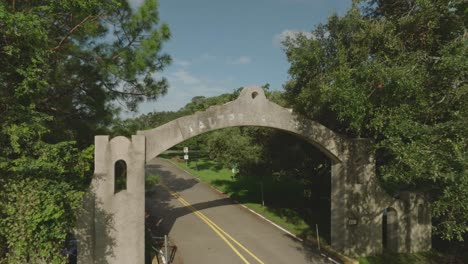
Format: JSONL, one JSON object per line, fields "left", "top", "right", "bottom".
{"left": 283, "top": 0, "right": 467, "bottom": 241}
{"left": 0, "top": 0, "right": 171, "bottom": 262}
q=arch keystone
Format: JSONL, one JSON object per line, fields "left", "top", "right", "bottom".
{"left": 238, "top": 85, "right": 267, "bottom": 102}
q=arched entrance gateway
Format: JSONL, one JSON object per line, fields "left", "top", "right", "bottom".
{"left": 76, "top": 86, "right": 431, "bottom": 263}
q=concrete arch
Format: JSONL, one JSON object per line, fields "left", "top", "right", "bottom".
{"left": 137, "top": 86, "right": 348, "bottom": 163}
{"left": 78, "top": 86, "right": 432, "bottom": 263}
{"left": 137, "top": 86, "right": 352, "bottom": 254}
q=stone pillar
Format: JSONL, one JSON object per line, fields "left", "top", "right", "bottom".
{"left": 402, "top": 193, "right": 432, "bottom": 253}
{"left": 342, "top": 139, "right": 432, "bottom": 256}
{"left": 330, "top": 161, "right": 348, "bottom": 252}
{"left": 343, "top": 139, "right": 386, "bottom": 256}
{"left": 78, "top": 135, "right": 146, "bottom": 264}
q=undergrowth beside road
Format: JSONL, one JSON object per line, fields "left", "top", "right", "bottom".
{"left": 357, "top": 251, "right": 451, "bottom": 264}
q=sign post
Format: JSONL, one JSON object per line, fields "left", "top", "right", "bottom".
{"left": 231, "top": 163, "right": 238, "bottom": 179}
{"left": 183, "top": 147, "right": 189, "bottom": 166}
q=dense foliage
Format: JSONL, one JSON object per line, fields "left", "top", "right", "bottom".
{"left": 283, "top": 0, "right": 467, "bottom": 241}
{"left": 0, "top": 0, "right": 170, "bottom": 262}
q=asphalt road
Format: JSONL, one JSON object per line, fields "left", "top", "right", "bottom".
{"left": 146, "top": 158, "right": 331, "bottom": 264}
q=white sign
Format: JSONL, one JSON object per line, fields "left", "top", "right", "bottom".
{"left": 184, "top": 154, "right": 189, "bottom": 160}
{"left": 183, "top": 147, "right": 189, "bottom": 153}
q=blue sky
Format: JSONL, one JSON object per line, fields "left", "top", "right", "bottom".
{"left": 127, "top": 0, "right": 351, "bottom": 116}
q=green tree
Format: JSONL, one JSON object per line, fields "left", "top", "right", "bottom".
{"left": 0, "top": 0, "right": 171, "bottom": 262}
{"left": 283, "top": 0, "right": 467, "bottom": 241}
{"left": 204, "top": 127, "right": 263, "bottom": 171}
{"left": 0, "top": 0, "right": 171, "bottom": 145}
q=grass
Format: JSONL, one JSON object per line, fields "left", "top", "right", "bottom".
{"left": 145, "top": 173, "right": 160, "bottom": 196}
{"left": 358, "top": 250, "right": 448, "bottom": 264}
{"left": 160, "top": 151, "right": 328, "bottom": 244}
{"left": 146, "top": 173, "right": 160, "bottom": 185}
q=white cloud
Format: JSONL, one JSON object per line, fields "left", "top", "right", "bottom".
{"left": 121, "top": 56, "right": 238, "bottom": 116}
{"left": 139, "top": 68, "right": 234, "bottom": 111}
{"left": 227, "top": 56, "right": 252, "bottom": 65}
{"left": 171, "top": 69, "right": 201, "bottom": 85}
{"left": 174, "top": 59, "right": 191, "bottom": 67}
{"left": 273, "top": 29, "right": 315, "bottom": 46}
{"left": 199, "top": 53, "right": 216, "bottom": 62}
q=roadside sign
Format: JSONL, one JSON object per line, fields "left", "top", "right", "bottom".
{"left": 183, "top": 147, "right": 189, "bottom": 153}
{"left": 231, "top": 163, "right": 239, "bottom": 175}
{"left": 184, "top": 154, "right": 189, "bottom": 160}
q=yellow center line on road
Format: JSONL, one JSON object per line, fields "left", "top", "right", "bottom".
{"left": 160, "top": 183, "right": 265, "bottom": 264}
{"left": 176, "top": 195, "right": 266, "bottom": 264}
{"left": 174, "top": 193, "right": 250, "bottom": 264}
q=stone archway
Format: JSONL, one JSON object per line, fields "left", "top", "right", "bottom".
{"left": 77, "top": 86, "right": 431, "bottom": 263}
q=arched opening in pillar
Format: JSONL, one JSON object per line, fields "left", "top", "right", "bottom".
{"left": 418, "top": 204, "right": 425, "bottom": 224}
{"left": 382, "top": 207, "right": 398, "bottom": 252}
{"left": 114, "top": 159, "right": 127, "bottom": 193}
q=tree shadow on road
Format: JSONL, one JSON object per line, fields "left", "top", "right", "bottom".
{"left": 145, "top": 160, "right": 236, "bottom": 240}
{"left": 209, "top": 175, "right": 331, "bottom": 245}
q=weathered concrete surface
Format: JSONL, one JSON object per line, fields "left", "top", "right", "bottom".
{"left": 344, "top": 140, "right": 431, "bottom": 255}
{"left": 78, "top": 85, "right": 431, "bottom": 263}
{"left": 138, "top": 86, "right": 347, "bottom": 163}
{"left": 78, "top": 135, "right": 146, "bottom": 264}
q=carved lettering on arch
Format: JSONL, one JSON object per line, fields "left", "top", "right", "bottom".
{"left": 186, "top": 113, "right": 277, "bottom": 135}
{"left": 207, "top": 117, "right": 216, "bottom": 127}
{"left": 199, "top": 121, "right": 206, "bottom": 130}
